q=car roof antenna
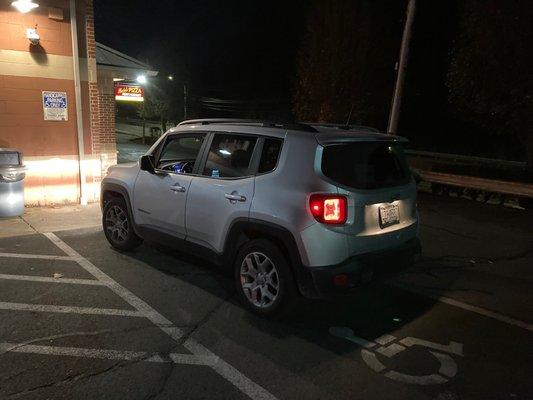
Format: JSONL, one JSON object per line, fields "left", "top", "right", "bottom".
{"left": 344, "top": 104, "right": 354, "bottom": 129}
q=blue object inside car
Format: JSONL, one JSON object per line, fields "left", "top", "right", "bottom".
{"left": 173, "top": 162, "right": 185, "bottom": 173}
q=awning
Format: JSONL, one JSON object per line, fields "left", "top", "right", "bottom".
{"left": 96, "top": 42, "right": 158, "bottom": 80}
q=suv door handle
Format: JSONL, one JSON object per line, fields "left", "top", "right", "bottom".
{"left": 225, "top": 193, "right": 246, "bottom": 202}
{"left": 170, "top": 184, "right": 186, "bottom": 193}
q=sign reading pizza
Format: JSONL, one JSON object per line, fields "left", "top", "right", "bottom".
{"left": 115, "top": 84, "right": 144, "bottom": 102}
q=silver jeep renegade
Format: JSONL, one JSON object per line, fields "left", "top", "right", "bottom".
{"left": 101, "top": 119, "right": 420, "bottom": 315}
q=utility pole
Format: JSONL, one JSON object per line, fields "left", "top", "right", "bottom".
{"left": 387, "top": 0, "right": 416, "bottom": 135}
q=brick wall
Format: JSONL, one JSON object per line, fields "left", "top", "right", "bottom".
{"left": 89, "top": 81, "right": 100, "bottom": 153}
{"left": 85, "top": 0, "right": 96, "bottom": 59}
{"left": 0, "top": 0, "right": 106, "bottom": 204}
{"left": 85, "top": 0, "right": 100, "bottom": 156}
{"left": 97, "top": 76, "right": 117, "bottom": 176}
{"left": 99, "top": 99, "right": 115, "bottom": 146}
{"left": 97, "top": 83, "right": 116, "bottom": 149}
{"left": 84, "top": 0, "right": 117, "bottom": 176}
{"left": 0, "top": 0, "right": 72, "bottom": 56}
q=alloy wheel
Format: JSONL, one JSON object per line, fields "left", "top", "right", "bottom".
{"left": 240, "top": 252, "right": 280, "bottom": 308}
{"left": 105, "top": 205, "right": 129, "bottom": 243}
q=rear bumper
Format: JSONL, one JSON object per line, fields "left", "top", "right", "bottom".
{"left": 294, "top": 237, "right": 421, "bottom": 299}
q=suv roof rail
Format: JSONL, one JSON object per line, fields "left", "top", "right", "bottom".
{"left": 304, "top": 122, "right": 380, "bottom": 132}
{"left": 178, "top": 119, "right": 318, "bottom": 133}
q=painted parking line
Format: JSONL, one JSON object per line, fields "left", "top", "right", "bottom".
{"left": 389, "top": 282, "right": 533, "bottom": 333}
{"left": 44, "top": 233, "right": 186, "bottom": 341}
{"left": 0, "top": 301, "right": 143, "bottom": 318}
{"left": 0, "top": 342, "right": 218, "bottom": 366}
{"left": 0, "top": 252, "right": 75, "bottom": 261}
{"left": 0, "top": 273, "right": 104, "bottom": 286}
{"left": 43, "top": 232, "right": 278, "bottom": 400}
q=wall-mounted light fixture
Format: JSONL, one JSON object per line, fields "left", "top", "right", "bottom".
{"left": 26, "top": 26, "right": 40, "bottom": 45}
{"left": 136, "top": 75, "right": 147, "bottom": 84}
{"left": 11, "top": 0, "right": 39, "bottom": 13}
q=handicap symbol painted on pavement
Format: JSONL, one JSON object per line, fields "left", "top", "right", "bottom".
{"left": 330, "top": 326, "right": 464, "bottom": 385}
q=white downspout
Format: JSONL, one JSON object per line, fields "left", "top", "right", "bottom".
{"left": 70, "top": 0, "right": 88, "bottom": 205}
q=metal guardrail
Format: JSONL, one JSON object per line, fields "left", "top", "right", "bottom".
{"left": 416, "top": 170, "right": 533, "bottom": 199}
{"left": 407, "top": 150, "right": 532, "bottom": 198}
{"left": 406, "top": 150, "right": 527, "bottom": 170}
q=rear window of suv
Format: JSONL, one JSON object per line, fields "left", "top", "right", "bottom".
{"left": 321, "top": 142, "right": 411, "bottom": 189}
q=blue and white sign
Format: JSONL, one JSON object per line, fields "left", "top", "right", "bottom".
{"left": 42, "top": 91, "right": 68, "bottom": 121}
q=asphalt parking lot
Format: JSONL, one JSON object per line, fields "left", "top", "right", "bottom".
{"left": 0, "top": 193, "right": 532, "bottom": 400}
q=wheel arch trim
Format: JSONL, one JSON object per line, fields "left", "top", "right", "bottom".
{"left": 101, "top": 182, "right": 142, "bottom": 237}
{"left": 222, "top": 218, "right": 318, "bottom": 298}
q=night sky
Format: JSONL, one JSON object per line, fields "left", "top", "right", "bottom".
{"left": 94, "top": 0, "right": 308, "bottom": 104}
{"left": 94, "top": 0, "right": 528, "bottom": 162}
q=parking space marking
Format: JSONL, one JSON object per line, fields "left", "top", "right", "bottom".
{"left": 0, "top": 273, "right": 104, "bottom": 286}
{"left": 332, "top": 327, "right": 464, "bottom": 386}
{"left": 399, "top": 337, "right": 463, "bottom": 356}
{"left": 0, "top": 301, "right": 144, "bottom": 318}
{"left": 43, "top": 233, "right": 187, "bottom": 340}
{"left": 0, "top": 342, "right": 218, "bottom": 366}
{"left": 0, "top": 252, "right": 75, "bottom": 261}
{"left": 390, "top": 282, "right": 533, "bottom": 333}
{"left": 42, "top": 233, "right": 278, "bottom": 400}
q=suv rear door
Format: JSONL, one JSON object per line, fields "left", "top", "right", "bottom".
{"left": 319, "top": 139, "right": 418, "bottom": 252}
{"left": 133, "top": 133, "right": 207, "bottom": 237}
{"left": 185, "top": 132, "right": 260, "bottom": 253}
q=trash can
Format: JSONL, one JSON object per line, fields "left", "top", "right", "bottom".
{"left": 0, "top": 149, "right": 26, "bottom": 218}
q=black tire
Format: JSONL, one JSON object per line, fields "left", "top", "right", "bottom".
{"left": 103, "top": 197, "right": 143, "bottom": 251}
{"left": 234, "top": 239, "right": 297, "bottom": 316}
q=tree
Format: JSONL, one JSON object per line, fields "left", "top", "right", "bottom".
{"left": 137, "top": 95, "right": 171, "bottom": 143}
{"left": 293, "top": 0, "right": 405, "bottom": 129}
{"left": 447, "top": 0, "right": 533, "bottom": 179}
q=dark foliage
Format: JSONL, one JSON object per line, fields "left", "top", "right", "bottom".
{"left": 447, "top": 0, "right": 533, "bottom": 173}
{"left": 293, "top": 0, "right": 405, "bottom": 128}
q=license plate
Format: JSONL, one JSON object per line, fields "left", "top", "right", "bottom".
{"left": 379, "top": 204, "right": 400, "bottom": 228}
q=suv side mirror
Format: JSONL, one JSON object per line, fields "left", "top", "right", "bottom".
{"left": 140, "top": 155, "right": 155, "bottom": 174}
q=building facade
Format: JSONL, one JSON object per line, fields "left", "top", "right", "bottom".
{"left": 0, "top": 0, "right": 155, "bottom": 206}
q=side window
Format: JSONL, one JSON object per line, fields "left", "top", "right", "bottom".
{"left": 258, "top": 138, "right": 283, "bottom": 173}
{"left": 202, "top": 134, "right": 258, "bottom": 178}
{"left": 156, "top": 134, "right": 205, "bottom": 173}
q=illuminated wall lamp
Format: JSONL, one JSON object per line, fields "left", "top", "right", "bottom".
{"left": 26, "top": 27, "right": 40, "bottom": 45}
{"left": 11, "top": 0, "right": 39, "bottom": 13}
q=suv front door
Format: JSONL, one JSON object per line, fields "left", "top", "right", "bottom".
{"left": 185, "top": 133, "right": 259, "bottom": 253}
{"left": 133, "top": 133, "right": 206, "bottom": 237}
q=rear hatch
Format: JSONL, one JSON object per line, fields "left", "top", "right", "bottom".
{"left": 318, "top": 132, "right": 418, "bottom": 252}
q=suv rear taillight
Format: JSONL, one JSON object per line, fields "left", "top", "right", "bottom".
{"left": 309, "top": 194, "right": 347, "bottom": 224}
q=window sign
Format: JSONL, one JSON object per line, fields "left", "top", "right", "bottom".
{"left": 42, "top": 91, "right": 68, "bottom": 121}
